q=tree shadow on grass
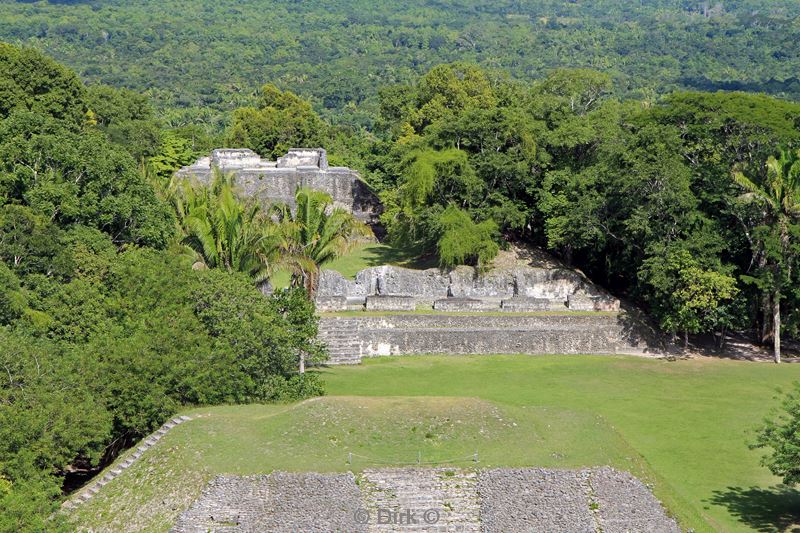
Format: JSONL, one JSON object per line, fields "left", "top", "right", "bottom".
{"left": 362, "top": 245, "right": 439, "bottom": 270}
{"left": 708, "top": 486, "right": 800, "bottom": 532}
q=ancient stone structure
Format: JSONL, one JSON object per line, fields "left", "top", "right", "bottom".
{"left": 175, "top": 148, "right": 382, "bottom": 222}
{"left": 313, "top": 263, "right": 647, "bottom": 364}
{"left": 172, "top": 467, "right": 679, "bottom": 532}
{"left": 63, "top": 415, "right": 193, "bottom": 509}
{"left": 318, "top": 313, "right": 657, "bottom": 364}
{"left": 316, "top": 264, "right": 620, "bottom": 312}
{"left": 172, "top": 473, "right": 365, "bottom": 533}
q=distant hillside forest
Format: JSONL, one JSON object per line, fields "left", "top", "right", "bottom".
{"left": 2, "top": 0, "right": 800, "bottom": 128}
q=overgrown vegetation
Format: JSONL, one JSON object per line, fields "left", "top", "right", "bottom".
{"left": 1, "top": 1, "right": 800, "bottom": 528}
{"left": 3, "top": 0, "right": 800, "bottom": 128}
{"left": 0, "top": 44, "right": 324, "bottom": 532}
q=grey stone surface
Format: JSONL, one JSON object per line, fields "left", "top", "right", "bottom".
{"left": 360, "top": 468, "right": 480, "bottom": 532}
{"left": 317, "top": 313, "right": 659, "bottom": 364}
{"left": 173, "top": 468, "right": 678, "bottom": 532}
{"left": 316, "top": 264, "right": 621, "bottom": 310}
{"left": 171, "top": 472, "right": 365, "bottom": 533}
{"left": 366, "top": 295, "right": 417, "bottom": 311}
{"left": 478, "top": 468, "right": 596, "bottom": 533}
{"left": 176, "top": 148, "right": 381, "bottom": 222}
{"left": 588, "top": 467, "right": 680, "bottom": 533}
{"left": 567, "top": 293, "right": 621, "bottom": 312}
{"left": 433, "top": 297, "right": 499, "bottom": 312}
{"left": 500, "top": 297, "right": 565, "bottom": 311}
{"left": 315, "top": 296, "right": 349, "bottom": 312}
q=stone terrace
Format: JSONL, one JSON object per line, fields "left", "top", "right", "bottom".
{"left": 315, "top": 263, "right": 661, "bottom": 365}
{"left": 171, "top": 467, "right": 679, "bottom": 532}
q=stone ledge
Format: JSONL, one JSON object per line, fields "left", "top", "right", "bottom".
{"left": 365, "top": 295, "right": 416, "bottom": 311}
{"left": 501, "top": 297, "right": 566, "bottom": 311}
{"left": 433, "top": 297, "right": 499, "bottom": 312}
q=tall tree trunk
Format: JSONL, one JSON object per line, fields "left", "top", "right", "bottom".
{"left": 773, "top": 287, "right": 781, "bottom": 364}
{"left": 299, "top": 351, "right": 306, "bottom": 374}
{"left": 761, "top": 292, "right": 772, "bottom": 345}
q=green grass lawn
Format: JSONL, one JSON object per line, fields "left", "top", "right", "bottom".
{"left": 68, "top": 395, "right": 648, "bottom": 531}
{"left": 68, "top": 355, "right": 800, "bottom": 532}
{"left": 323, "top": 355, "right": 800, "bottom": 532}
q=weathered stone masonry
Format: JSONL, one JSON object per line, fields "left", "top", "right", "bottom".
{"left": 176, "top": 148, "right": 382, "bottom": 222}
{"left": 314, "top": 264, "right": 659, "bottom": 364}
{"left": 172, "top": 467, "right": 679, "bottom": 532}
{"left": 318, "top": 313, "right": 655, "bottom": 364}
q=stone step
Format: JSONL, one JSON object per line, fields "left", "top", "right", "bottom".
{"left": 360, "top": 468, "right": 480, "bottom": 533}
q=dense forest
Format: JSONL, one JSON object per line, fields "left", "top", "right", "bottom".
{"left": 1, "top": 1, "right": 800, "bottom": 531}
{"left": 2, "top": 0, "right": 800, "bottom": 128}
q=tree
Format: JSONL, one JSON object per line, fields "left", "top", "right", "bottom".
{"left": 752, "top": 382, "right": 800, "bottom": 486}
{"left": 272, "top": 187, "right": 370, "bottom": 295}
{"left": 0, "top": 43, "right": 87, "bottom": 128}
{"left": 733, "top": 147, "right": 800, "bottom": 363}
{"left": 169, "top": 171, "right": 280, "bottom": 287}
{"left": 436, "top": 205, "right": 499, "bottom": 270}
{"left": 640, "top": 249, "right": 739, "bottom": 349}
{"left": 226, "top": 84, "right": 329, "bottom": 159}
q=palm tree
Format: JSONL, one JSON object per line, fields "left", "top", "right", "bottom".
{"left": 169, "top": 171, "right": 281, "bottom": 289}
{"left": 272, "top": 188, "right": 372, "bottom": 296}
{"left": 733, "top": 147, "right": 800, "bottom": 363}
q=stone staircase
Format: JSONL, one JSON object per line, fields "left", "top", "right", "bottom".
{"left": 62, "top": 415, "right": 192, "bottom": 509}
{"left": 359, "top": 468, "right": 480, "bottom": 532}
{"left": 318, "top": 317, "right": 363, "bottom": 364}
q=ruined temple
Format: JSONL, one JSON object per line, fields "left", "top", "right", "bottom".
{"left": 175, "top": 148, "right": 382, "bottom": 222}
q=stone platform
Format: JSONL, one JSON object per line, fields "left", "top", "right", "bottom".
{"left": 172, "top": 467, "right": 679, "bottom": 532}
{"left": 317, "top": 312, "right": 658, "bottom": 365}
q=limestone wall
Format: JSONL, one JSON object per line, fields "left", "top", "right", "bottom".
{"left": 316, "top": 264, "right": 620, "bottom": 311}
{"left": 318, "top": 313, "right": 659, "bottom": 364}
{"left": 175, "top": 148, "right": 382, "bottom": 221}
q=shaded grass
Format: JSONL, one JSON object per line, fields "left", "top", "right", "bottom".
{"left": 69, "top": 395, "right": 651, "bottom": 532}
{"left": 270, "top": 243, "right": 436, "bottom": 288}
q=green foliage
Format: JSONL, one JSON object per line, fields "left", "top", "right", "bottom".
{"left": 0, "top": 42, "right": 86, "bottom": 128}
{"left": 272, "top": 187, "right": 371, "bottom": 293}
{"left": 753, "top": 382, "right": 800, "bottom": 486}
{"left": 0, "top": 44, "right": 326, "bottom": 530}
{"left": 640, "top": 249, "right": 739, "bottom": 343}
{"left": 169, "top": 171, "right": 279, "bottom": 284}
{"left": 436, "top": 205, "right": 499, "bottom": 270}
{"left": 147, "top": 133, "right": 199, "bottom": 181}
{"left": 5, "top": 1, "right": 800, "bottom": 129}
{"left": 0, "top": 261, "right": 26, "bottom": 324}
{"left": 733, "top": 147, "right": 800, "bottom": 360}
{"left": 226, "top": 84, "right": 329, "bottom": 159}
{"left": 0, "top": 113, "right": 175, "bottom": 248}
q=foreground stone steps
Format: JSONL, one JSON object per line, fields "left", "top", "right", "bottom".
{"left": 62, "top": 415, "right": 192, "bottom": 509}
{"left": 172, "top": 467, "right": 678, "bottom": 532}
{"left": 360, "top": 468, "right": 480, "bottom": 533}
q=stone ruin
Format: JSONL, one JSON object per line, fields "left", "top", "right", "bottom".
{"left": 175, "top": 148, "right": 382, "bottom": 222}
{"left": 171, "top": 467, "right": 680, "bottom": 532}
{"left": 315, "top": 264, "right": 621, "bottom": 313}
{"left": 312, "top": 264, "right": 664, "bottom": 364}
